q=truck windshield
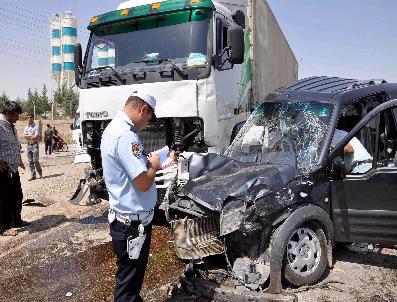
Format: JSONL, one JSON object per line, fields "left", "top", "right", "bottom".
{"left": 85, "top": 18, "right": 210, "bottom": 75}
{"left": 225, "top": 101, "right": 333, "bottom": 174}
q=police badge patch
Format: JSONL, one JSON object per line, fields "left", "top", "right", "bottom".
{"left": 131, "top": 142, "right": 142, "bottom": 158}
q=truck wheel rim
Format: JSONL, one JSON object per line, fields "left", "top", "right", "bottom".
{"left": 286, "top": 227, "right": 321, "bottom": 277}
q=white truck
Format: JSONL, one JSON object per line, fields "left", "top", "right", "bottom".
{"left": 71, "top": 0, "right": 298, "bottom": 204}
{"left": 70, "top": 108, "right": 91, "bottom": 164}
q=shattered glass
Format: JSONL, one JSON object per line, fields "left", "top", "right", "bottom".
{"left": 225, "top": 101, "right": 333, "bottom": 174}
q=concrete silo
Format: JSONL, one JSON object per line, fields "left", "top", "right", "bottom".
{"left": 51, "top": 14, "right": 62, "bottom": 89}
{"left": 61, "top": 11, "right": 77, "bottom": 89}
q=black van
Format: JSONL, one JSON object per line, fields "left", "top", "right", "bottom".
{"left": 161, "top": 77, "right": 397, "bottom": 292}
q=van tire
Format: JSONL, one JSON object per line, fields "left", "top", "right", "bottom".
{"left": 282, "top": 221, "right": 327, "bottom": 287}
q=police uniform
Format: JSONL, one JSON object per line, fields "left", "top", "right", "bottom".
{"left": 101, "top": 106, "right": 157, "bottom": 302}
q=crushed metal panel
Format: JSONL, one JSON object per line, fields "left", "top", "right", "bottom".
{"left": 220, "top": 199, "right": 246, "bottom": 236}
{"left": 183, "top": 158, "right": 296, "bottom": 212}
{"left": 170, "top": 216, "right": 224, "bottom": 260}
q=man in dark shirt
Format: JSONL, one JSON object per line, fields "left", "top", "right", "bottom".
{"left": 0, "top": 101, "right": 27, "bottom": 236}
{"left": 44, "top": 124, "right": 53, "bottom": 155}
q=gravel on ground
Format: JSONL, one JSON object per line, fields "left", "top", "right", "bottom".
{"left": 0, "top": 144, "right": 396, "bottom": 302}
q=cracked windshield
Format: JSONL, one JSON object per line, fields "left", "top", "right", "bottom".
{"left": 86, "top": 14, "right": 210, "bottom": 75}
{"left": 225, "top": 102, "right": 333, "bottom": 174}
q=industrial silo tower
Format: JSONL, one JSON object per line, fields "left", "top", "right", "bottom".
{"left": 51, "top": 14, "right": 62, "bottom": 88}
{"left": 61, "top": 11, "right": 77, "bottom": 89}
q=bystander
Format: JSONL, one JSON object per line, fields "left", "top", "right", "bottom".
{"left": 0, "top": 101, "right": 28, "bottom": 236}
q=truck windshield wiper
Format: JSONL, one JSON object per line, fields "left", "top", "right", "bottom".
{"left": 86, "top": 66, "right": 126, "bottom": 84}
{"left": 159, "top": 58, "right": 187, "bottom": 79}
{"left": 133, "top": 58, "right": 187, "bottom": 79}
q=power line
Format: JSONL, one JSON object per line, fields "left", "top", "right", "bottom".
{"left": 0, "top": 5, "right": 49, "bottom": 24}
{"left": 0, "top": 23, "right": 49, "bottom": 39}
{"left": 0, "top": 36, "right": 49, "bottom": 51}
{"left": 0, "top": 0, "right": 48, "bottom": 19}
{"left": 0, "top": 49, "right": 48, "bottom": 64}
{"left": 0, "top": 13, "right": 49, "bottom": 31}
{"left": 0, "top": 41, "right": 49, "bottom": 55}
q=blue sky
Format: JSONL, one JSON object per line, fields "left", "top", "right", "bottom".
{"left": 0, "top": 0, "right": 396, "bottom": 100}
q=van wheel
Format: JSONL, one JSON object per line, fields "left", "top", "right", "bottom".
{"left": 282, "top": 221, "right": 327, "bottom": 287}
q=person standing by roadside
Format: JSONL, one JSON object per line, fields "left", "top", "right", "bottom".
{"left": 0, "top": 101, "right": 27, "bottom": 236}
{"left": 44, "top": 124, "right": 53, "bottom": 155}
{"left": 52, "top": 126, "right": 59, "bottom": 152}
{"left": 101, "top": 93, "right": 173, "bottom": 302}
{"left": 23, "top": 113, "right": 42, "bottom": 181}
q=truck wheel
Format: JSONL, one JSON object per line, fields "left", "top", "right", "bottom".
{"left": 282, "top": 221, "right": 327, "bottom": 287}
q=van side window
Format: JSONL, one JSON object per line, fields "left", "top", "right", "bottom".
{"left": 377, "top": 109, "right": 397, "bottom": 168}
{"left": 335, "top": 94, "right": 385, "bottom": 134}
{"left": 335, "top": 115, "right": 378, "bottom": 175}
{"left": 216, "top": 17, "right": 232, "bottom": 70}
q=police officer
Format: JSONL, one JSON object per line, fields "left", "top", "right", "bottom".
{"left": 100, "top": 92, "right": 162, "bottom": 302}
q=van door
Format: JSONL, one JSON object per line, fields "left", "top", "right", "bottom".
{"left": 330, "top": 101, "right": 397, "bottom": 245}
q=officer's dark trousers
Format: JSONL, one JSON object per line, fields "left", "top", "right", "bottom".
{"left": 110, "top": 220, "right": 153, "bottom": 302}
{"left": 0, "top": 170, "right": 23, "bottom": 231}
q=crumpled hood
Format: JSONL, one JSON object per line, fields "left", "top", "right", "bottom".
{"left": 182, "top": 153, "right": 297, "bottom": 211}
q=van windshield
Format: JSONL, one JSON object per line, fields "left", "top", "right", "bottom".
{"left": 225, "top": 101, "right": 333, "bottom": 174}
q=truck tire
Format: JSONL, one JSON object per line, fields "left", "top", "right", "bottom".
{"left": 282, "top": 221, "right": 327, "bottom": 287}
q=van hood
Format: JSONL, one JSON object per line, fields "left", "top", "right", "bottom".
{"left": 181, "top": 153, "right": 297, "bottom": 211}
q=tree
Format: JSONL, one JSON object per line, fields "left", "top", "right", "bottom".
{"left": 22, "top": 88, "right": 35, "bottom": 113}
{"left": 53, "top": 85, "right": 79, "bottom": 118}
{"left": 38, "top": 84, "right": 51, "bottom": 117}
{"left": 0, "top": 91, "right": 10, "bottom": 111}
{"left": 22, "top": 85, "right": 52, "bottom": 118}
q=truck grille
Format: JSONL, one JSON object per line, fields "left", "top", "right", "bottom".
{"left": 140, "top": 119, "right": 167, "bottom": 152}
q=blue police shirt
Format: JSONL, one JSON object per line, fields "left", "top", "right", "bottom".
{"left": 100, "top": 111, "right": 157, "bottom": 214}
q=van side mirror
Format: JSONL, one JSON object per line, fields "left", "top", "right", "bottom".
{"left": 332, "top": 156, "right": 346, "bottom": 179}
{"left": 227, "top": 26, "right": 244, "bottom": 64}
{"left": 74, "top": 43, "right": 83, "bottom": 85}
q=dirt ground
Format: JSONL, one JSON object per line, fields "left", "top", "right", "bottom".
{"left": 0, "top": 144, "right": 396, "bottom": 302}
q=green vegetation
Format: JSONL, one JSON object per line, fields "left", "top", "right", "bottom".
{"left": 0, "top": 84, "right": 79, "bottom": 119}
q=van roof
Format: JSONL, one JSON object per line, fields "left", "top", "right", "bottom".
{"left": 269, "top": 76, "right": 397, "bottom": 105}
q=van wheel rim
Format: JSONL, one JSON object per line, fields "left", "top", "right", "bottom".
{"left": 286, "top": 227, "right": 321, "bottom": 277}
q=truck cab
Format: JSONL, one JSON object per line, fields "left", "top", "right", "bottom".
{"left": 163, "top": 76, "right": 397, "bottom": 291}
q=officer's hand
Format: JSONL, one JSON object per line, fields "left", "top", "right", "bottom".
{"left": 148, "top": 154, "right": 161, "bottom": 171}
{"left": 0, "top": 161, "right": 9, "bottom": 173}
{"left": 168, "top": 150, "right": 177, "bottom": 162}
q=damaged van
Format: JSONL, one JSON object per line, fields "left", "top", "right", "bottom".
{"left": 161, "top": 76, "right": 397, "bottom": 291}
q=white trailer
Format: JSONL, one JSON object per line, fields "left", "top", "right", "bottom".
{"left": 71, "top": 0, "right": 297, "bottom": 204}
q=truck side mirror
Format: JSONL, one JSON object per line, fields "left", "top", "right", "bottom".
{"left": 74, "top": 43, "right": 83, "bottom": 79}
{"left": 227, "top": 26, "right": 244, "bottom": 64}
{"left": 332, "top": 156, "right": 346, "bottom": 179}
